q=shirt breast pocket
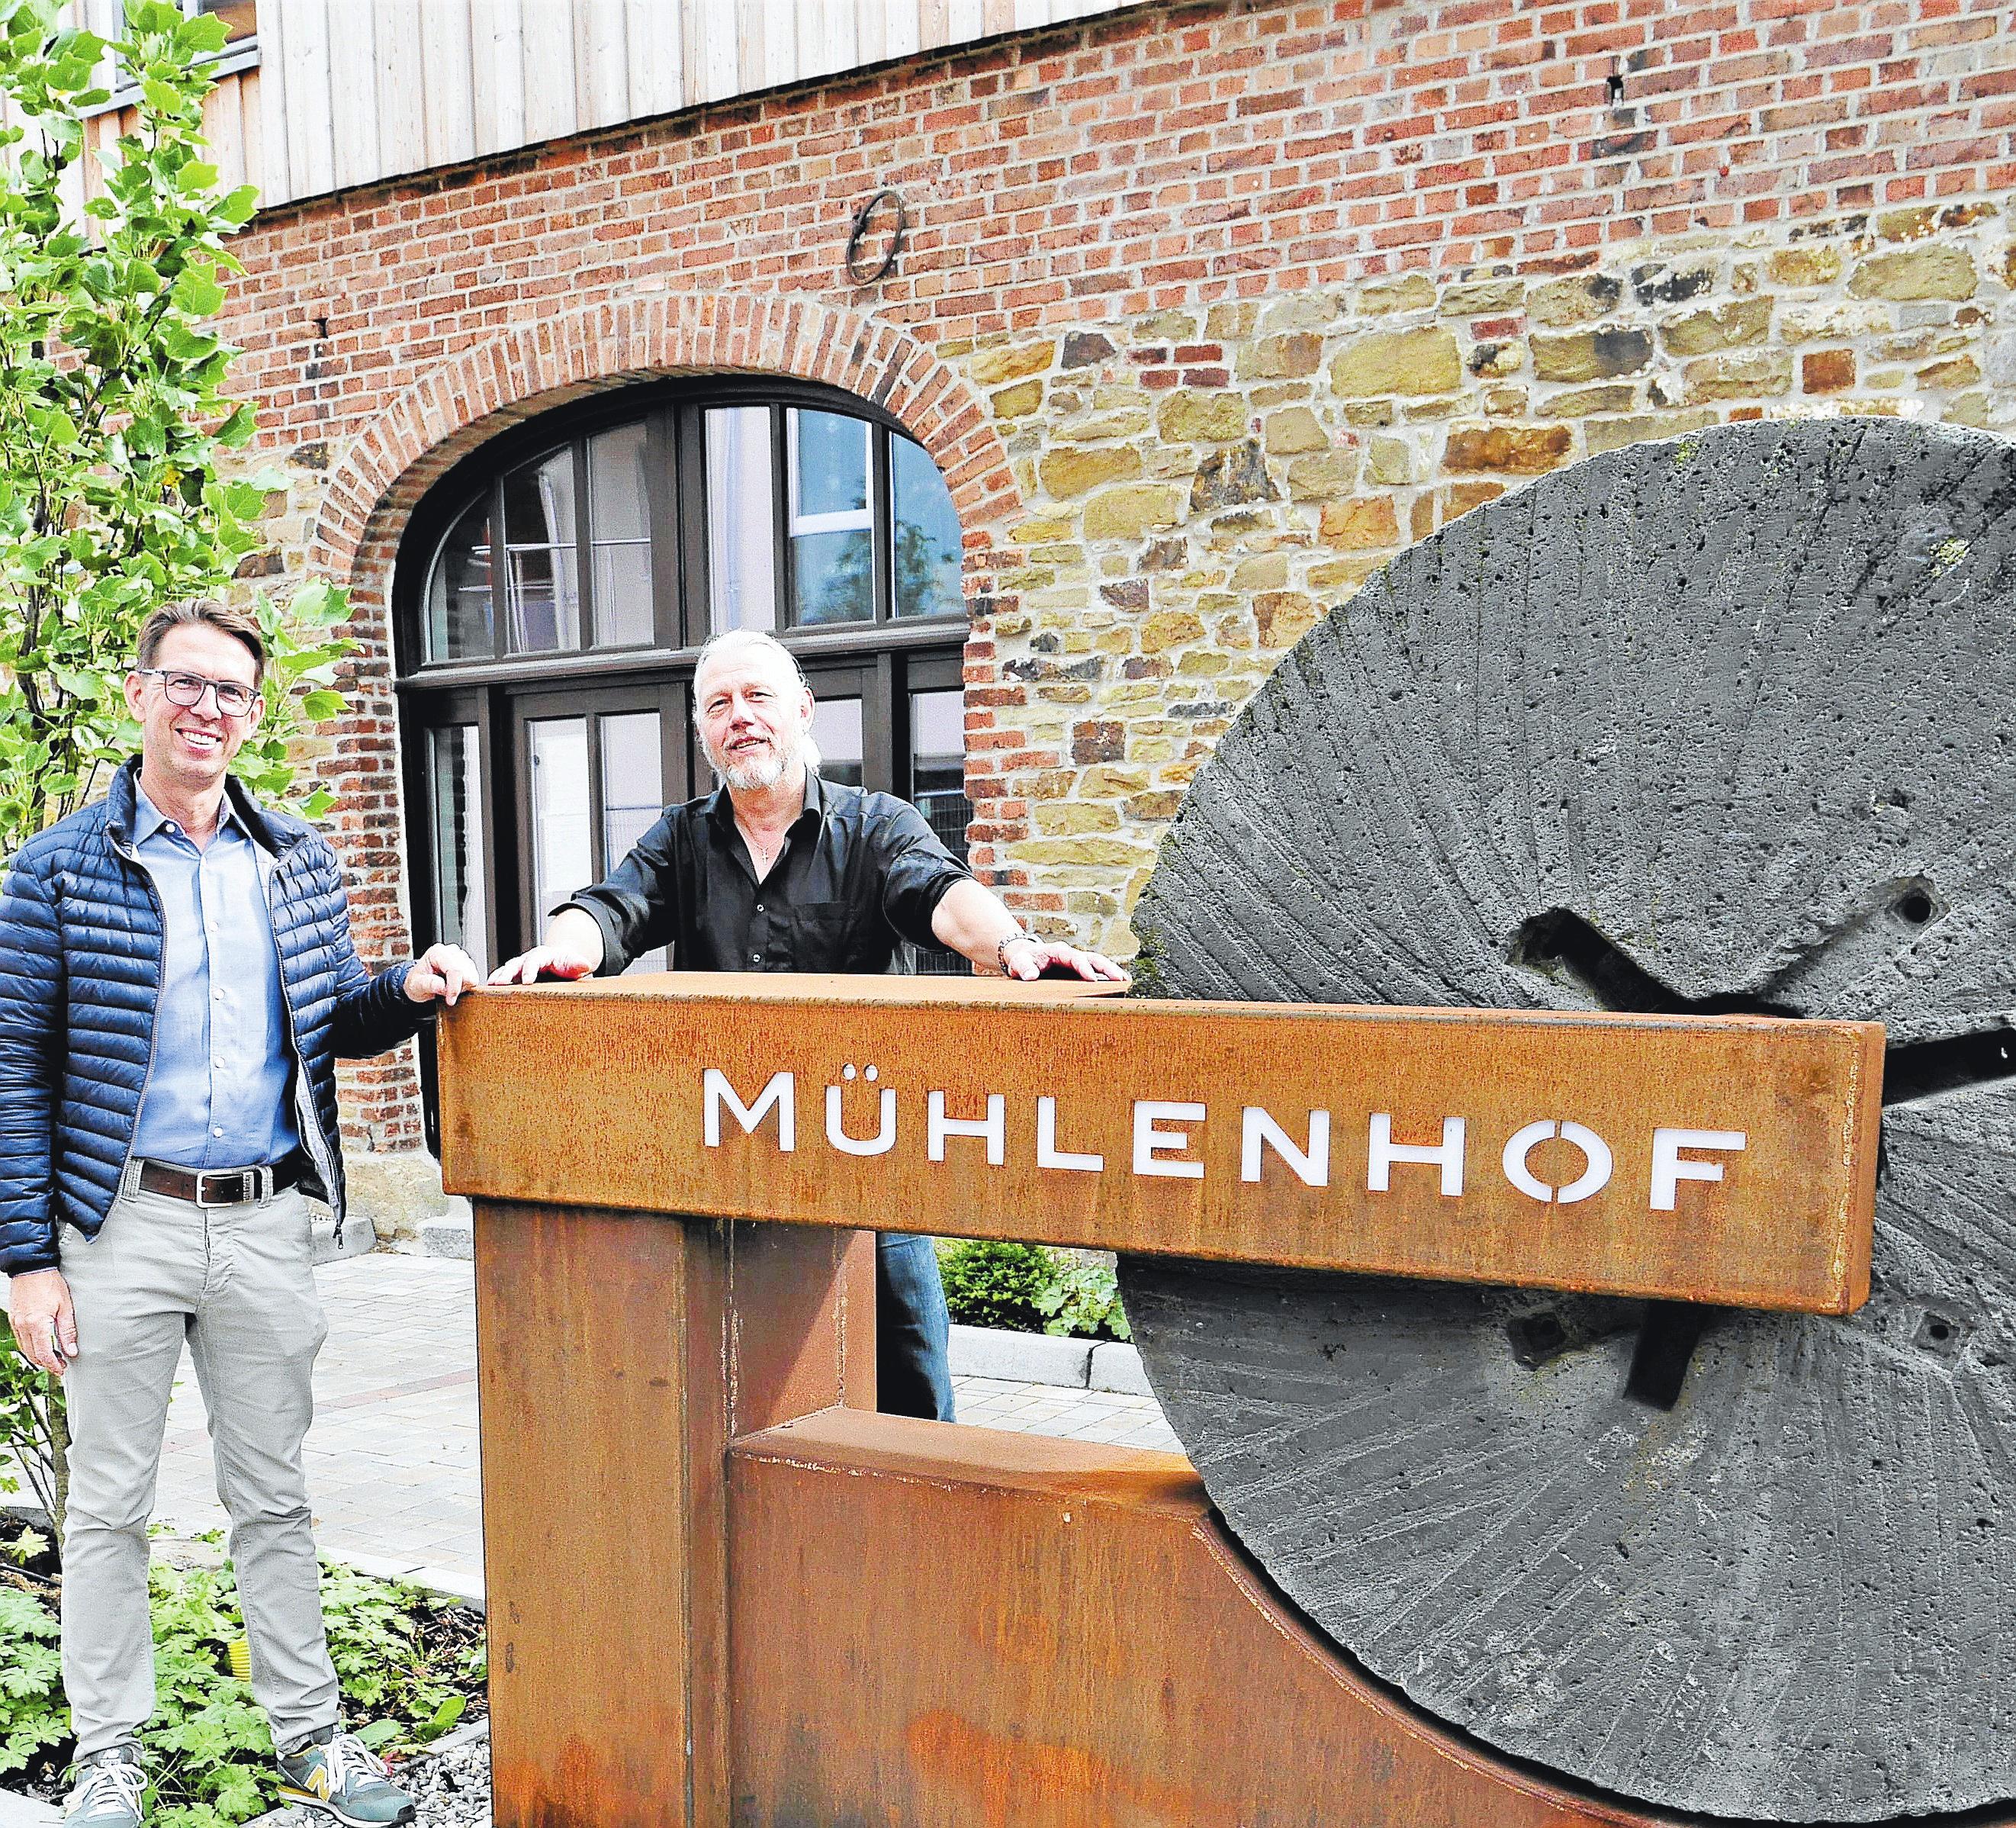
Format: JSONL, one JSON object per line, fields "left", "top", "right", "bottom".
{"left": 783, "top": 901, "right": 855, "bottom": 970}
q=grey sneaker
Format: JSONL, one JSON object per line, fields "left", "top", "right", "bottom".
{"left": 63, "top": 1746, "right": 146, "bottom": 1825}
{"left": 275, "top": 1731, "right": 415, "bottom": 1827}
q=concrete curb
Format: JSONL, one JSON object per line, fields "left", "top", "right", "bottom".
{"left": 416, "top": 1215, "right": 474, "bottom": 1260}
{"left": 948, "top": 1323, "right": 1148, "bottom": 1395}
{"left": 334, "top": 1548, "right": 485, "bottom": 1611}
{"left": 1088, "top": 1339, "right": 1154, "bottom": 1395}
{"left": 310, "top": 1210, "right": 376, "bottom": 1266}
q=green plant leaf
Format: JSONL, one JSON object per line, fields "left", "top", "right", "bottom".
{"left": 170, "top": 265, "right": 224, "bottom": 315}
{"left": 420, "top": 1692, "right": 466, "bottom": 1739}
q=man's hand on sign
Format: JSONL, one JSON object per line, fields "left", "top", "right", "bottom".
{"left": 7, "top": 1269, "right": 76, "bottom": 1378}
{"left": 404, "top": 942, "right": 482, "bottom": 1006}
{"left": 931, "top": 880, "right": 1126, "bottom": 982}
{"left": 487, "top": 945, "right": 596, "bottom": 986}
{"left": 998, "top": 933, "right": 1129, "bottom": 983}
{"left": 488, "top": 908, "right": 606, "bottom": 986}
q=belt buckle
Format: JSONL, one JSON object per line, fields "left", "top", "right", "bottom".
{"left": 195, "top": 1167, "right": 265, "bottom": 1207}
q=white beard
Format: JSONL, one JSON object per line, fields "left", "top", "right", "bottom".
{"left": 707, "top": 735, "right": 795, "bottom": 792}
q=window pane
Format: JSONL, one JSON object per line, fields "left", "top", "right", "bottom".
{"left": 593, "top": 544, "right": 653, "bottom": 648}
{"left": 892, "top": 435, "right": 964, "bottom": 620}
{"left": 529, "top": 719, "right": 593, "bottom": 922}
{"left": 589, "top": 422, "right": 654, "bottom": 648}
{"left": 706, "top": 407, "right": 777, "bottom": 633}
{"left": 589, "top": 421, "right": 649, "bottom": 541}
{"left": 600, "top": 710, "right": 667, "bottom": 973}
{"left": 809, "top": 695, "right": 863, "bottom": 788}
{"left": 906, "top": 689, "right": 972, "bottom": 977}
{"left": 793, "top": 529, "right": 873, "bottom": 626}
{"left": 196, "top": 0, "right": 256, "bottom": 43}
{"left": 423, "top": 497, "right": 493, "bottom": 661}
{"left": 792, "top": 410, "right": 870, "bottom": 520}
{"left": 427, "top": 725, "right": 488, "bottom": 973}
{"left": 909, "top": 689, "right": 969, "bottom": 854}
{"left": 504, "top": 450, "right": 580, "bottom": 651}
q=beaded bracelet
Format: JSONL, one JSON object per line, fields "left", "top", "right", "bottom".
{"left": 995, "top": 930, "right": 1031, "bottom": 974}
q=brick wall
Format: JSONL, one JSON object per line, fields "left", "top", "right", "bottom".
{"left": 215, "top": 0, "right": 2016, "bottom": 1149}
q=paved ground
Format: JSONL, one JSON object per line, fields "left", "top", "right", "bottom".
{"left": 130, "top": 1254, "right": 1179, "bottom": 1596}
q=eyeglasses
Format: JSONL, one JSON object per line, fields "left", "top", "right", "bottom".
{"left": 133, "top": 668, "right": 259, "bottom": 719}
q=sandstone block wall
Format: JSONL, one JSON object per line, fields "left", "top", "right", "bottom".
{"left": 957, "top": 210, "right": 2014, "bottom": 938}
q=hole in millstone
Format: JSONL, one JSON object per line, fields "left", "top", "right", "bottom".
{"left": 1509, "top": 909, "right": 2016, "bottom": 1402}
{"left": 1507, "top": 1311, "right": 1567, "bottom": 1366}
{"left": 1912, "top": 1308, "right": 1973, "bottom": 1358}
{"left": 1894, "top": 888, "right": 1936, "bottom": 925}
{"left": 1503, "top": 1297, "right": 1642, "bottom": 1372}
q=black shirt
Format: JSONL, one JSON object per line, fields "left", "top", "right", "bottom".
{"left": 561, "top": 771, "right": 973, "bottom": 975}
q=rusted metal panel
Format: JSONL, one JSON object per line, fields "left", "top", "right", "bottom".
{"left": 474, "top": 1203, "right": 872, "bottom": 1827}
{"left": 727, "top": 1408, "right": 1663, "bottom": 1828}
{"left": 442, "top": 976, "right": 1879, "bottom": 1313}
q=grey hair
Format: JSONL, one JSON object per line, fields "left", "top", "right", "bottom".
{"left": 693, "top": 628, "right": 822, "bottom": 774}
{"left": 694, "top": 627, "right": 807, "bottom": 691}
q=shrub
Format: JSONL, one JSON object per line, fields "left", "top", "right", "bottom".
{"left": 0, "top": 1311, "right": 66, "bottom": 1537}
{"left": 0, "top": 1527, "right": 66, "bottom": 1788}
{"left": 1034, "top": 1259, "right": 1130, "bottom": 1343}
{"left": 936, "top": 1241, "right": 1131, "bottom": 1340}
{"left": 935, "top": 1239, "right": 1056, "bottom": 1333}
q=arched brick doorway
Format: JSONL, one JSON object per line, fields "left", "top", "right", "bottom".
{"left": 310, "top": 293, "right": 1018, "bottom": 1176}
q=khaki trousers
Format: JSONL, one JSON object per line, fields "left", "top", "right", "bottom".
{"left": 58, "top": 1180, "right": 338, "bottom": 1759}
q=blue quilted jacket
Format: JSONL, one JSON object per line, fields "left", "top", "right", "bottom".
{"left": 0, "top": 759, "right": 426, "bottom": 1276}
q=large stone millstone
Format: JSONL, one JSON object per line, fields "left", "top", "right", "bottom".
{"left": 1123, "top": 419, "right": 2016, "bottom": 1824}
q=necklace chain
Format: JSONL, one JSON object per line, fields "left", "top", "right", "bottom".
{"left": 741, "top": 820, "right": 786, "bottom": 864}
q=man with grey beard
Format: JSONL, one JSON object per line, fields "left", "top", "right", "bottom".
{"left": 490, "top": 626, "right": 1123, "bottom": 1417}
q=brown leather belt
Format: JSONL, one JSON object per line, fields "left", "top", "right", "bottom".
{"left": 133, "top": 1156, "right": 305, "bottom": 1207}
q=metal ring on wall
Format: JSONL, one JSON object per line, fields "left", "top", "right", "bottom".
{"left": 844, "top": 188, "right": 907, "bottom": 286}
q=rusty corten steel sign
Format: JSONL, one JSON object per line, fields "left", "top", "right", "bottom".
{"left": 440, "top": 973, "right": 1879, "bottom": 1314}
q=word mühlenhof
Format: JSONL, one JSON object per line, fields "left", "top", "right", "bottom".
{"left": 701, "top": 1068, "right": 1744, "bottom": 1211}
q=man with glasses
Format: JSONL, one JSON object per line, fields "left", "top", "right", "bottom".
{"left": 0, "top": 600, "right": 479, "bottom": 1828}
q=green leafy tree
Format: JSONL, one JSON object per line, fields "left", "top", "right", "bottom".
{"left": 0, "top": 0, "right": 359, "bottom": 1550}
{"left": 0, "top": 0, "right": 355, "bottom": 861}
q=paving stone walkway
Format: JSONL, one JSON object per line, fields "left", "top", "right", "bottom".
{"left": 140, "top": 1253, "right": 1180, "bottom": 1595}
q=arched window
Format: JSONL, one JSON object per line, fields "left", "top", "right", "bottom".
{"left": 394, "top": 379, "right": 974, "bottom": 993}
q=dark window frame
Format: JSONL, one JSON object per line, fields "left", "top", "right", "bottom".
{"left": 396, "top": 376, "right": 967, "bottom": 689}
{"left": 395, "top": 378, "right": 976, "bottom": 1151}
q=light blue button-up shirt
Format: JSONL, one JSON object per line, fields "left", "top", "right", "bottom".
{"left": 129, "top": 787, "right": 301, "bottom": 1170}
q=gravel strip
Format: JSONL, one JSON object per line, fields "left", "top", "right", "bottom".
{"left": 397, "top": 1724, "right": 490, "bottom": 1828}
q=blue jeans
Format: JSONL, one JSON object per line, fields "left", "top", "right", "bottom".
{"left": 876, "top": 1233, "right": 954, "bottom": 1421}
